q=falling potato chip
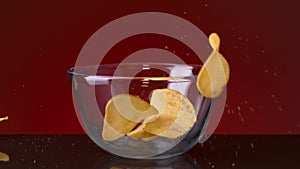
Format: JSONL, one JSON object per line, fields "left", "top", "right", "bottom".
{"left": 143, "top": 89, "right": 196, "bottom": 139}
{"left": 0, "top": 152, "right": 9, "bottom": 162}
{"left": 127, "top": 123, "right": 156, "bottom": 140}
{"left": 197, "top": 33, "right": 230, "bottom": 98}
{"left": 102, "top": 94, "right": 159, "bottom": 141}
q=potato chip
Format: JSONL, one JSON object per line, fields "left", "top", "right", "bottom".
{"left": 127, "top": 123, "right": 156, "bottom": 140}
{"left": 0, "top": 152, "right": 9, "bottom": 162}
{"left": 197, "top": 33, "right": 230, "bottom": 98}
{"left": 143, "top": 89, "right": 196, "bottom": 139}
{"left": 102, "top": 94, "right": 158, "bottom": 141}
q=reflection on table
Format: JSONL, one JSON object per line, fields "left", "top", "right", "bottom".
{"left": 93, "top": 154, "right": 201, "bottom": 169}
{"left": 0, "top": 135, "right": 299, "bottom": 168}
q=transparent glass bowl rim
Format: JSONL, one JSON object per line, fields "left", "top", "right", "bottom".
{"left": 67, "top": 63, "right": 202, "bottom": 81}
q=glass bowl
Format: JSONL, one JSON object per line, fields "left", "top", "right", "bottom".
{"left": 67, "top": 63, "right": 212, "bottom": 159}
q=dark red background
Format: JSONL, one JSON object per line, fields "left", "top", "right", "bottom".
{"left": 0, "top": 0, "right": 299, "bottom": 134}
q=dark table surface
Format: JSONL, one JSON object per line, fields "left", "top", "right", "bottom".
{"left": 0, "top": 135, "right": 299, "bottom": 169}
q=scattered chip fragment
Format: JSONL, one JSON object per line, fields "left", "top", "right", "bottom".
{"left": 0, "top": 152, "right": 9, "bottom": 162}
{"left": 0, "top": 116, "right": 8, "bottom": 122}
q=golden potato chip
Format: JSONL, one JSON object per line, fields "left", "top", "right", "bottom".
{"left": 0, "top": 152, "right": 9, "bottom": 162}
{"left": 102, "top": 118, "right": 125, "bottom": 141}
{"left": 127, "top": 123, "right": 156, "bottom": 140}
{"left": 197, "top": 33, "right": 230, "bottom": 98}
{"left": 102, "top": 94, "right": 158, "bottom": 141}
{"left": 111, "top": 94, "right": 159, "bottom": 123}
{"left": 143, "top": 89, "right": 196, "bottom": 139}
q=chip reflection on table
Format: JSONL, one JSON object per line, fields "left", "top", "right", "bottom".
{"left": 93, "top": 154, "right": 200, "bottom": 169}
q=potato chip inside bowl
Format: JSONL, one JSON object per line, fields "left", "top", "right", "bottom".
{"left": 68, "top": 63, "right": 213, "bottom": 159}
{"left": 144, "top": 89, "right": 197, "bottom": 138}
{"left": 102, "top": 94, "right": 158, "bottom": 141}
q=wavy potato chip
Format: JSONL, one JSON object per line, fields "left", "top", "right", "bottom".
{"left": 102, "top": 94, "right": 158, "bottom": 141}
{"left": 197, "top": 33, "right": 230, "bottom": 98}
{"left": 143, "top": 89, "right": 196, "bottom": 139}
